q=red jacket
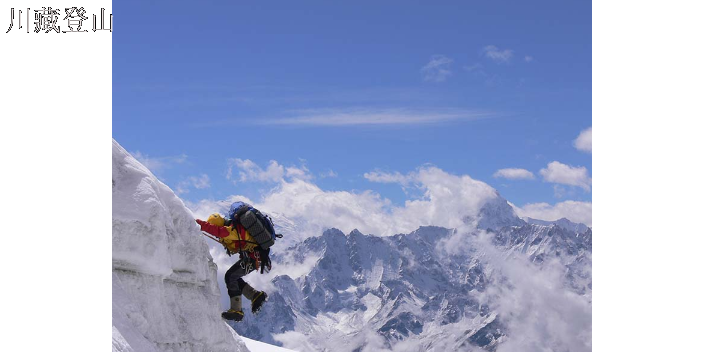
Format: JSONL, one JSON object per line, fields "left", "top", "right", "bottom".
{"left": 196, "top": 220, "right": 257, "bottom": 255}
{"left": 196, "top": 219, "right": 230, "bottom": 238}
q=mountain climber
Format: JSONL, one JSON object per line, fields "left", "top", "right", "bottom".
{"left": 195, "top": 202, "right": 277, "bottom": 322}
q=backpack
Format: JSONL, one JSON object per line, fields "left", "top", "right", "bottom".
{"left": 228, "top": 202, "right": 279, "bottom": 250}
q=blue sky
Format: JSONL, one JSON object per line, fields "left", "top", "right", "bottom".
{"left": 113, "top": 0, "right": 591, "bottom": 222}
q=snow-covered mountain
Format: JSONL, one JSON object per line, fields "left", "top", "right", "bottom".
{"left": 112, "top": 138, "right": 590, "bottom": 352}
{"left": 524, "top": 217, "right": 590, "bottom": 234}
{"left": 113, "top": 140, "right": 291, "bottom": 352}
{"left": 232, "top": 200, "right": 591, "bottom": 351}
{"left": 476, "top": 195, "right": 527, "bottom": 230}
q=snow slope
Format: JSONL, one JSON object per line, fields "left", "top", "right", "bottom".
{"left": 241, "top": 337, "right": 297, "bottom": 352}
{"left": 112, "top": 139, "right": 251, "bottom": 352}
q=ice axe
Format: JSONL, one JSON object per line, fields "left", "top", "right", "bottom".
{"left": 200, "top": 231, "right": 221, "bottom": 243}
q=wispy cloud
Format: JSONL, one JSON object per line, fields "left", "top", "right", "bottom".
{"left": 483, "top": 45, "right": 514, "bottom": 63}
{"left": 260, "top": 108, "right": 494, "bottom": 127}
{"left": 464, "top": 63, "right": 482, "bottom": 71}
{"left": 553, "top": 184, "right": 568, "bottom": 198}
{"left": 226, "top": 158, "right": 313, "bottom": 184}
{"left": 319, "top": 169, "right": 338, "bottom": 178}
{"left": 574, "top": 127, "right": 592, "bottom": 153}
{"left": 524, "top": 55, "right": 534, "bottom": 62}
{"left": 363, "top": 170, "right": 415, "bottom": 186}
{"left": 493, "top": 168, "right": 535, "bottom": 180}
{"left": 539, "top": 161, "right": 591, "bottom": 191}
{"left": 176, "top": 174, "right": 210, "bottom": 194}
{"left": 421, "top": 55, "right": 454, "bottom": 82}
{"left": 285, "top": 164, "right": 313, "bottom": 181}
{"left": 464, "top": 63, "right": 486, "bottom": 74}
{"left": 226, "top": 159, "right": 285, "bottom": 183}
{"left": 131, "top": 151, "right": 187, "bottom": 173}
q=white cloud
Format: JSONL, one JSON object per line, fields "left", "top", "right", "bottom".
{"left": 285, "top": 165, "right": 313, "bottom": 181}
{"left": 464, "top": 63, "right": 489, "bottom": 82}
{"left": 259, "top": 179, "right": 393, "bottom": 236}
{"left": 471, "top": 232, "right": 592, "bottom": 352}
{"left": 254, "top": 166, "right": 499, "bottom": 237}
{"left": 421, "top": 54, "right": 453, "bottom": 82}
{"left": 513, "top": 200, "right": 592, "bottom": 226}
{"left": 175, "top": 174, "right": 210, "bottom": 194}
{"left": 210, "top": 161, "right": 594, "bottom": 236}
{"left": 539, "top": 161, "right": 591, "bottom": 191}
{"left": 319, "top": 169, "right": 338, "bottom": 178}
{"left": 493, "top": 168, "right": 535, "bottom": 180}
{"left": 189, "top": 163, "right": 504, "bottom": 237}
{"left": 464, "top": 63, "right": 484, "bottom": 73}
{"left": 363, "top": 170, "right": 415, "bottom": 187}
{"left": 204, "top": 161, "right": 591, "bottom": 236}
{"left": 226, "top": 158, "right": 315, "bottom": 184}
{"left": 226, "top": 158, "right": 285, "bottom": 183}
{"left": 190, "top": 174, "right": 210, "bottom": 189}
{"left": 273, "top": 331, "right": 319, "bottom": 352}
{"left": 261, "top": 108, "right": 492, "bottom": 127}
{"left": 553, "top": 184, "right": 567, "bottom": 198}
{"left": 574, "top": 127, "right": 592, "bottom": 152}
{"left": 271, "top": 254, "right": 321, "bottom": 280}
{"left": 484, "top": 74, "right": 504, "bottom": 88}
{"left": 524, "top": 55, "right": 534, "bottom": 62}
{"left": 132, "top": 151, "right": 187, "bottom": 173}
{"left": 483, "top": 45, "right": 514, "bottom": 63}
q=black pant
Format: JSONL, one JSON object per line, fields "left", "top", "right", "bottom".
{"left": 224, "top": 258, "right": 255, "bottom": 297}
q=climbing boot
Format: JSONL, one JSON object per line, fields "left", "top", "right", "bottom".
{"left": 242, "top": 284, "right": 267, "bottom": 314}
{"left": 222, "top": 296, "right": 245, "bottom": 322}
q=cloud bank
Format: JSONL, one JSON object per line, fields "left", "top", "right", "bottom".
{"left": 198, "top": 161, "right": 591, "bottom": 238}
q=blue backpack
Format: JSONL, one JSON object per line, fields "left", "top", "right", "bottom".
{"left": 228, "top": 202, "right": 278, "bottom": 249}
